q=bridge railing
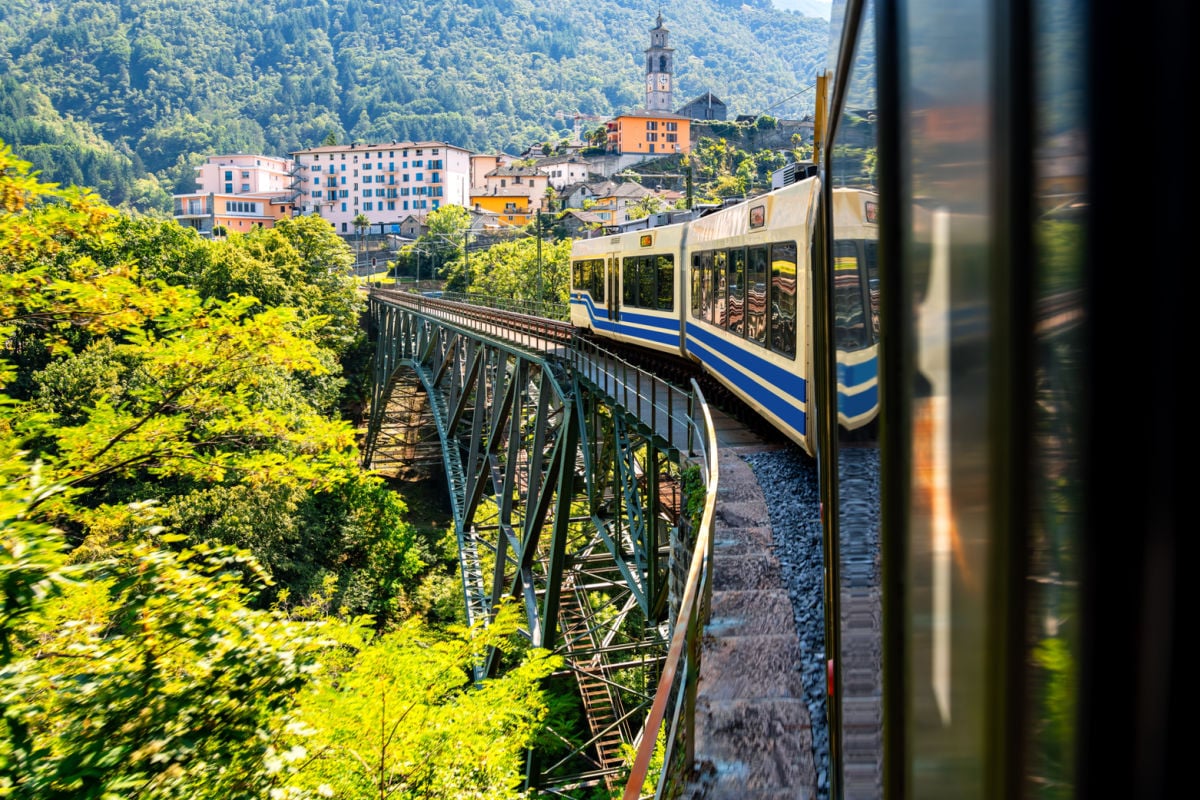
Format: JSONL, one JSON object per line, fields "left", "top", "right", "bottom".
{"left": 567, "top": 335, "right": 698, "bottom": 457}
{"left": 440, "top": 290, "right": 571, "bottom": 322}
{"left": 623, "top": 378, "right": 719, "bottom": 800}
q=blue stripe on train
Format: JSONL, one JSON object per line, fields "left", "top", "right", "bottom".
{"left": 571, "top": 294, "right": 681, "bottom": 345}
{"left": 839, "top": 382, "right": 878, "bottom": 419}
{"left": 685, "top": 325, "right": 807, "bottom": 437}
{"left": 686, "top": 323, "right": 807, "bottom": 403}
{"left": 837, "top": 354, "right": 878, "bottom": 391}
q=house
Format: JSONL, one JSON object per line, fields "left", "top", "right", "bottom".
{"left": 532, "top": 154, "right": 594, "bottom": 191}
{"left": 469, "top": 164, "right": 553, "bottom": 226}
{"left": 589, "top": 180, "right": 658, "bottom": 226}
{"left": 605, "top": 110, "right": 692, "bottom": 157}
{"left": 173, "top": 154, "right": 297, "bottom": 236}
{"left": 470, "top": 153, "right": 517, "bottom": 190}
{"left": 559, "top": 209, "right": 609, "bottom": 238}
{"left": 677, "top": 92, "right": 728, "bottom": 121}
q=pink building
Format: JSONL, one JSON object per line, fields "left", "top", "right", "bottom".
{"left": 173, "top": 154, "right": 297, "bottom": 236}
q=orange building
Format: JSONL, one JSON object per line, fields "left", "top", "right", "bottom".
{"left": 469, "top": 164, "right": 552, "bottom": 227}
{"left": 469, "top": 190, "right": 535, "bottom": 227}
{"left": 605, "top": 111, "right": 692, "bottom": 157}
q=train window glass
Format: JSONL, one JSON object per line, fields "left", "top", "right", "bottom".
{"left": 656, "top": 255, "right": 674, "bottom": 311}
{"left": 864, "top": 242, "right": 880, "bottom": 342}
{"left": 623, "top": 257, "right": 637, "bottom": 305}
{"left": 713, "top": 250, "right": 728, "bottom": 328}
{"left": 769, "top": 241, "right": 797, "bottom": 357}
{"left": 691, "top": 254, "right": 702, "bottom": 316}
{"left": 700, "top": 251, "right": 713, "bottom": 321}
{"left": 594, "top": 260, "right": 604, "bottom": 302}
{"left": 833, "top": 240, "right": 869, "bottom": 350}
{"left": 728, "top": 247, "right": 746, "bottom": 337}
{"left": 747, "top": 245, "right": 769, "bottom": 345}
{"left": 573, "top": 260, "right": 582, "bottom": 291}
{"left": 638, "top": 256, "right": 656, "bottom": 309}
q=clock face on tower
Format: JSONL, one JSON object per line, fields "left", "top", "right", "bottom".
{"left": 657, "top": 74, "right": 670, "bottom": 89}
{"left": 647, "top": 75, "right": 655, "bottom": 93}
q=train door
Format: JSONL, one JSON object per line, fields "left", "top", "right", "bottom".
{"left": 607, "top": 256, "right": 620, "bottom": 322}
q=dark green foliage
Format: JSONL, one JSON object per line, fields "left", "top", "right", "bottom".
{"left": 0, "top": 0, "right": 830, "bottom": 211}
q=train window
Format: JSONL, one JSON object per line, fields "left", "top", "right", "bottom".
{"left": 638, "top": 256, "right": 655, "bottom": 308}
{"left": 833, "top": 240, "right": 870, "bottom": 350}
{"left": 622, "top": 257, "right": 637, "bottom": 305}
{"left": 699, "top": 250, "right": 713, "bottom": 321}
{"left": 747, "top": 245, "right": 769, "bottom": 345}
{"left": 728, "top": 247, "right": 746, "bottom": 337}
{"left": 713, "top": 250, "right": 728, "bottom": 328}
{"left": 769, "top": 241, "right": 797, "bottom": 357}
{"left": 691, "top": 254, "right": 703, "bottom": 316}
{"left": 656, "top": 255, "right": 674, "bottom": 311}
{"left": 574, "top": 258, "right": 605, "bottom": 301}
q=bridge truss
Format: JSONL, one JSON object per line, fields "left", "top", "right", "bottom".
{"left": 363, "top": 294, "right": 705, "bottom": 794}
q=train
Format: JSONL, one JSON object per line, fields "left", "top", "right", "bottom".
{"left": 575, "top": 0, "right": 1182, "bottom": 796}
{"left": 819, "top": 0, "right": 1183, "bottom": 797}
{"left": 568, "top": 178, "right": 880, "bottom": 453}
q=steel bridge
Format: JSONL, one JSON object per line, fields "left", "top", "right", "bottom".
{"left": 361, "top": 289, "right": 720, "bottom": 798}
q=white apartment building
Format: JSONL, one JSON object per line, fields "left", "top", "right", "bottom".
{"left": 292, "top": 141, "right": 472, "bottom": 235}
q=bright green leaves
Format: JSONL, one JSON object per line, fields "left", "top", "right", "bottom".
{"left": 286, "top": 602, "right": 560, "bottom": 800}
{"left": 14, "top": 298, "right": 360, "bottom": 516}
{"left": 1, "top": 535, "right": 333, "bottom": 800}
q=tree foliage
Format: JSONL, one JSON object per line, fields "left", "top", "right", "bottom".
{"left": 1, "top": 140, "right": 559, "bottom": 797}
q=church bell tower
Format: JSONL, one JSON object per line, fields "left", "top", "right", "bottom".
{"left": 645, "top": 12, "right": 674, "bottom": 112}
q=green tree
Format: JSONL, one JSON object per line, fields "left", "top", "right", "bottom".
{"left": 419, "top": 205, "right": 472, "bottom": 292}
{"left": 465, "top": 236, "right": 571, "bottom": 308}
{"left": 625, "top": 194, "right": 665, "bottom": 221}
{"left": 353, "top": 213, "right": 370, "bottom": 263}
{"left": 0, "top": 456, "right": 332, "bottom": 799}
{"left": 285, "top": 602, "right": 559, "bottom": 800}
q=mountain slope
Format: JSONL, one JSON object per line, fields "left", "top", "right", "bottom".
{"left": 0, "top": 0, "right": 830, "bottom": 208}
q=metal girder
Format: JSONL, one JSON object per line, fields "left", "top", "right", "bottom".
{"left": 362, "top": 295, "right": 690, "bottom": 792}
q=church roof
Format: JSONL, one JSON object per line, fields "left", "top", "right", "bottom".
{"left": 681, "top": 92, "right": 726, "bottom": 107}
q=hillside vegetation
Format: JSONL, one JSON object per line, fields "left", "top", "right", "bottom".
{"left": 0, "top": 0, "right": 828, "bottom": 212}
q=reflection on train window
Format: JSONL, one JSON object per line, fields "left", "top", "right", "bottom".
{"left": 621, "top": 254, "right": 675, "bottom": 311}
{"left": 833, "top": 239, "right": 870, "bottom": 350}
{"left": 571, "top": 258, "right": 605, "bottom": 302}
{"left": 688, "top": 243, "right": 795, "bottom": 357}
{"left": 865, "top": 241, "right": 880, "bottom": 341}
{"left": 713, "top": 250, "right": 728, "bottom": 327}
{"left": 728, "top": 247, "right": 746, "bottom": 337}
{"left": 770, "top": 241, "right": 797, "bottom": 357}
{"left": 656, "top": 255, "right": 673, "bottom": 311}
{"left": 747, "top": 245, "right": 769, "bottom": 345}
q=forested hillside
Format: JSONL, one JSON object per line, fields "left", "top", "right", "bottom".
{"left": 0, "top": 0, "right": 828, "bottom": 213}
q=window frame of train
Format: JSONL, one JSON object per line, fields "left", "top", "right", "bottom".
{"left": 620, "top": 253, "right": 675, "bottom": 311}
{"left": 687, "top": 241, "right": 798, "bottom": 359}
{"left": 572, "top": 257, "right": 605, "bottom": 302}
{"left": 832, "top": 238, "right": 879, "bottom": 351}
